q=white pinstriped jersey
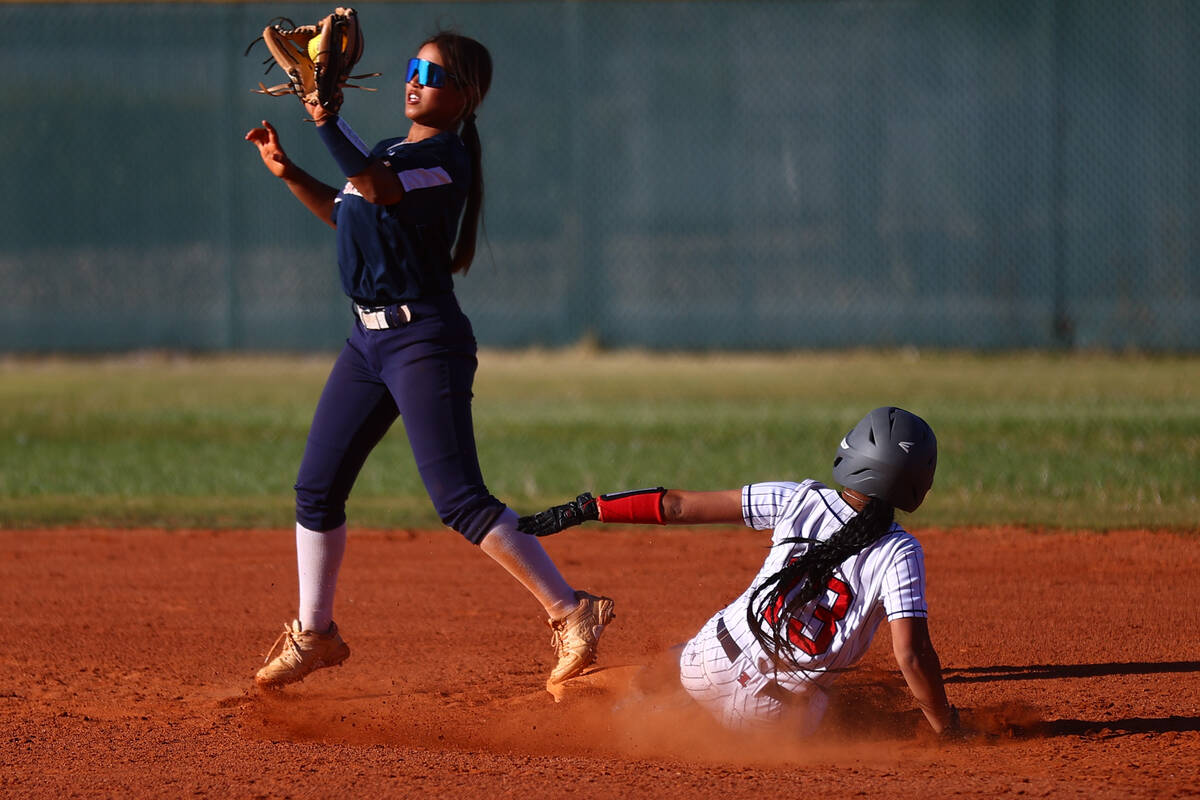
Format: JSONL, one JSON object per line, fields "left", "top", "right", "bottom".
{"left": 679, "top": 479, "right": 927, "bottom": 731}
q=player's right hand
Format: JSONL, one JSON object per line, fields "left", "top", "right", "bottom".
{"left": 245, "top": 120, "right": 292, "bottom": 179}
{"left": 517, "top": 493, "right": 599, "bottom": 536}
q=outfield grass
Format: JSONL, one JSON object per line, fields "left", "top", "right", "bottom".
{"left": 0, "top": 350, "right": 1196, "bottom": 530}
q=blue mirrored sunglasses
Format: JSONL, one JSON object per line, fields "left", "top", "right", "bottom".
{"left": 406, "top": 58, "right": 456, "bottom": 88}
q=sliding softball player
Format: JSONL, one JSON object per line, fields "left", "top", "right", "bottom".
{"left": 520, "top": 406, "right": 962, "bottom": 737}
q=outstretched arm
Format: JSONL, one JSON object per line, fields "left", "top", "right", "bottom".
{"left": 661, "top": 489, "right": 743, "bottom": 524}
{"left": 889, "top": 616, "right": 956, "bottom": 735}
{"left": 245, "top": 120, "right": 339, "bottom": 227}
{"left": 518, "top": 487, "right": 744, "bottom": 536}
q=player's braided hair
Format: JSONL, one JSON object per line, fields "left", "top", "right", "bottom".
{"left": 747, "top": 496, "right": 895, "bottom": 668}
{"left": 423, "top": 31, "right": 492, "bottom": 274}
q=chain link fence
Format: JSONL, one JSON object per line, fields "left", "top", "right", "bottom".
{"left": 1, "top": 1, "right": 1196, "bottom": 352}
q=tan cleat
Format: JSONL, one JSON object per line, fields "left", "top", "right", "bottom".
{"left": 547, "top": 591, "right": 615, "bottom": 686}
{"left": 255, "top": 619, "right": 350, "bottom": 690}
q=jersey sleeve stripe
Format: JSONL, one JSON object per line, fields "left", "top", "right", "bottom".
{"left": 397, "top": 166, "right": 453, "bottom": 192}
{"left": 886, "top": 608, "right": 929, "bottom": 620}
{"left": 336, "top": 117, "right": 371, "bottom": 155}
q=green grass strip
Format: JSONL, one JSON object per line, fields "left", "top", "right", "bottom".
{"left": 1, "top": 351, "right": 1196, "bottom": 530}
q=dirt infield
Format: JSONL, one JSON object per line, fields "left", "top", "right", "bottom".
{"left": 2, "top": 525, "right": 1198, "bottom": 798}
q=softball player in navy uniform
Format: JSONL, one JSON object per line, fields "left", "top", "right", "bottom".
{"left": 245, "top": 31, "right": 613, "bottom": 691}
{"left": 520, "top": 407, "right": 961, "bottom": 736}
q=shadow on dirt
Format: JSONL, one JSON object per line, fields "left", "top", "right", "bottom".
{"left": 1039, "top": 716, "right": 1200, "bottom": 737}
{"left": 945, "top": 661, "right": 1200, "bottom": 683}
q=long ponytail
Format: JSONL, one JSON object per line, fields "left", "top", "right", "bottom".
{"left": 747, "top": 497, "right": 896, "bottom": 667}
{"left": 422, "top": 31, "right": 492, "bottom": 275}
{"left": 452, "top": 113, "right": 483, "bottom": 274}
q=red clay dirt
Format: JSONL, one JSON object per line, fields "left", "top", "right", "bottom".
{"left": 2, "top": 525, "right": 1198, "bottom": 798}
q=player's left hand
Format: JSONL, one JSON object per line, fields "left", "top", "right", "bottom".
{"left": 517, "top": 493, "right": 598, "bottom": 536}
{"left": 305, "top": 95, "right": 340, "bottom": 124}
{"left": 245, "top": 120, "right": 293, "bottom": 178}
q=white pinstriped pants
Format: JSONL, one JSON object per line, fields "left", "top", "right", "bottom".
{"left": 678, "top": 615, "right": 829, "bottom": 735}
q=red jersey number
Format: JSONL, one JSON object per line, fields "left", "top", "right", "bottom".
{"left": 763, "top": 576, "right": 852, "bottom": 656}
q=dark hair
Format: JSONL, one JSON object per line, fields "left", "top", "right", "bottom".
{"left": 747, "top": 497, "right": 895, "bottom": 667}
{"left": 423, "top": 31, "right": 492, "bottom": 274}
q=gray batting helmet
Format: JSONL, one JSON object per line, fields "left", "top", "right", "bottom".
{"left": 831, "top": 407, "right": 937, "bottom": 513}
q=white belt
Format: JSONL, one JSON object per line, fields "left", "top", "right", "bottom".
{"left": 355, "top": 303, "right": 412, "bottom": 330}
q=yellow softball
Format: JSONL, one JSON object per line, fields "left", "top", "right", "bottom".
{"left": 308, "top": 32, "right": 347, "bottom": 62}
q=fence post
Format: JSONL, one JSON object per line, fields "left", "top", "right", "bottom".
{"left": 564, "top": 1, "right": 601, "bottom": 345}
{"left": 1050, "top": 0, "right": 1074, "bottom": 348}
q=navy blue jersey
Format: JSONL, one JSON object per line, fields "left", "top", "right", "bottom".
{"left": 331, "top": 131, "right": 469, "bottom": 305}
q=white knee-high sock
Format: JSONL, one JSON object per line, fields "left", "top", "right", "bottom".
{"left": 479, "top": 509, "right": 578, "bottom": 619}
{"left": 295, "top": 522, "right": 347, "bottom": 633}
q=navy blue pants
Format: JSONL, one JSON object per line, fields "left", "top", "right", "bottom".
{"left": 294, "top": 295, "right": 506, "bottom": 544}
